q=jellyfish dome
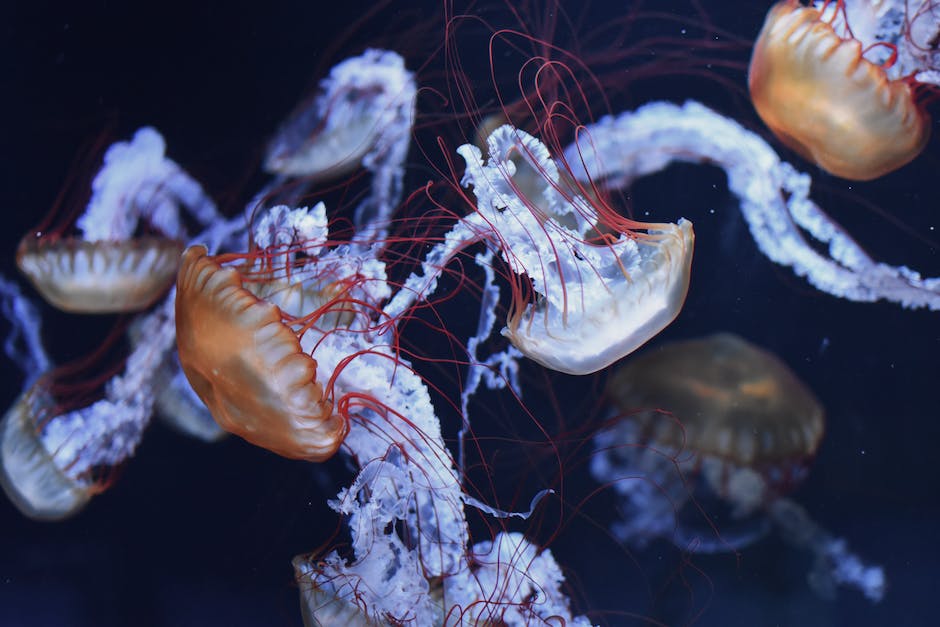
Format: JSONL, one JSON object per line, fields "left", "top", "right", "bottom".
{"left": 607, "top": 332, "right": 824, "bottom": 472}
{"left": 0, "top": 389, "right": 94, "bottom": 520}
{"left": 593, "top": 333, "right": 884, "bottom": 601}
{"left": 597, "top": 332, "right": 824, "bottom": 533}
{"left": 749, "top": 0, "right": 931, "bottom": 180}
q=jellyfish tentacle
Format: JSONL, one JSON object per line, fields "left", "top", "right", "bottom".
{"left": 566, "top": 100, "right": 940, "bottom": 310}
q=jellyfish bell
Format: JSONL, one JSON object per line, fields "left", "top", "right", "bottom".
{"left": 264, "top": 49, "right": 416, "bottom": 180}
{"left": 17, "top": 236, "right": 184, "bottom": 315}
{"left": 606, "top": 333, "right": 824, "bottom": 506}
{"left": 0, "top": 387, "right": 94, "bottom": 521}
{"left": 16, "top": 127, "right": 217, "bottom": 314}
{"left": 175, "top": 245, "right": 348, "bottom": 462}
{"left": 748, "top": 0, "right": 933, "bottom": 180}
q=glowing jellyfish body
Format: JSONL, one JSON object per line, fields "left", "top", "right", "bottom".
{"left": 17, "top": 128, "right": 218, "bottom": 313}
{"left": 17, "top": 237, "right": 184, "bottom": 314}
{"left": 0, "top": 389, "right": 94, "bottom": 520}
{"left": 175, "top": 207, "right": 351, "bottom": 462}
{"left": 386, "top": 124, "right": 695, "bottom": 376}
{"left": 265, "top": 49, "right": 415, "bottom": 181}
{"left": 749, "top": 0, "right": 931, "bottom": 180}
{"left": 592, "top": 333, "right": 884, "bottom": 601}
{"left": 607, "top": 332, "right": 824, "bottom": 473}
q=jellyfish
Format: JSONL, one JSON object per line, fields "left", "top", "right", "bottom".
{"left": 0, "top": 297, "right": 176, "bottom": 520}
{"left": 386, "top": 123, "right": 695, "bottom": 376}
{"left": 174, "top": 205, "right": 354, "bottom": 462}
{"left": 749, "top": 0, "right": 938, "bottom": 180}
{"left": 264, "top": 49, "right": 416, "bottom": 245}
{"left": 591, "top": 332, "right": 885, "bottom": 602}
{"left": 16, "top": 127, "right": 219, "bottom": 313}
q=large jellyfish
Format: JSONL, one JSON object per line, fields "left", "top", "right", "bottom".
{"left": 749, "top": 0, "right": 938, "bottom": 180}
{"left": 591, "top": 333, "right": 885, "bottom": 602}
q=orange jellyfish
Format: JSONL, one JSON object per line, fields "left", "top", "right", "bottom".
{"left": 175, "top": 244, "right": 349, "bottom": 462}
{"left": 17, "top": 127, "right": 217, "bottom": 313}
{"left": 600, "top": 332, "right": 824, "bottom": 534}
{"left": 748, "top": 0, "right": 932, "bottom": 180}
{"left": 593, "top": 333, "right": 884, "bottom": 600}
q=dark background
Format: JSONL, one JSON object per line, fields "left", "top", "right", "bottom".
{"left": 1, "top": 1, "right": 938, "bottom": 625}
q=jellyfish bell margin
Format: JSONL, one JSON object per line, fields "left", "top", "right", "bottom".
{"left": 748, "top": 0, "right": 933, "bottom": 181}
{"left": 0, "top": 389, "right": 94, "bottom": 521}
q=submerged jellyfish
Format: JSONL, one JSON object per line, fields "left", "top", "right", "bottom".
{"left": 592, "top": 333, "right": 885, "bottom": 601}
{"left": 0, "top": 296, "right": 177, "bottom": 520}
{"left": 387, "top": 124, "right": 695, "bottom": 376}
{"left": 265, "top": 49, "right": 415, "bottom": 182}
{"left": 749, "top": 0, "right": 936, "bottom": 180}
{"left": 175, "top": 205, "right": 362, "bottom": 462}
{"left": 16, "top": 128, "right": 218, "bottom": 313}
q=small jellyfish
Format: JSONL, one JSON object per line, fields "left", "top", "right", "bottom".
{"left": 0, "top": 298, "right": 177, "bottom": 520}
{"left": 0, "top": 386, "right": 95, "bottom": 520}
{"left": 17, "top": 127, "right": 218, "bottom": 313}
{"left": 592, "top": 333, "right": 884, "bottom": 601}
{"left": 265, "top": 49, "right": 415, "bottom": 181}
{"left": 749, "top": 0, "right": 933, "bottom": 180}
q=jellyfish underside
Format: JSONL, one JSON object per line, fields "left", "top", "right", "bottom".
{"left": 749, "top": 0, "right": 930, "bottom": 180}
{"left": 16, "top": 236, "right": 183, "bottom": 314}
{"left": 503, "top": 220, "right": 695, "bottom": 376}
{"left": 0, "top": 389, "right": 92, "bottom": 521}
{"left": 174, "top": 245, "right": 347, "bottom": 462}
{"left": 264, "top": 99, "right": 382, "bottom": 180}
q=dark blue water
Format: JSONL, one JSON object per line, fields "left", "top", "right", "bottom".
{"left": 2, "top": 2, "right": 937, "bottom": 625}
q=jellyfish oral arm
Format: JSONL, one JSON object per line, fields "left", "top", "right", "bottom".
{"left": 567, "top": 101, "right": 940, "bottom": 310}
{"left": 0, "top": 276, "right": 51, "bottom": 388}
{"left": 78, "top": 127, "right": 218, "bottom": 242}
{"left": 770, "top": 498, "right": 886, "bottom": 602}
